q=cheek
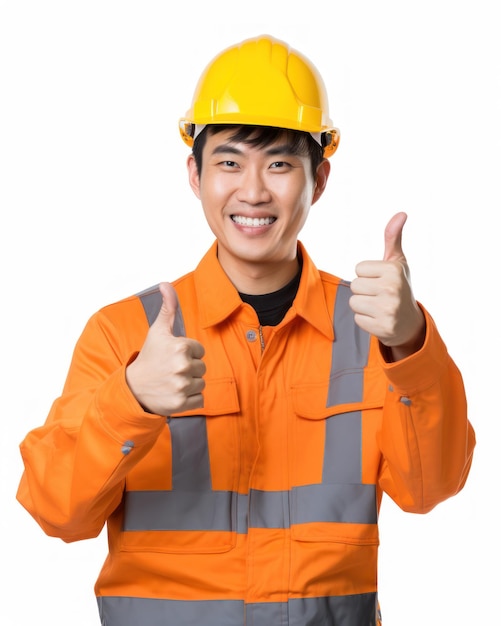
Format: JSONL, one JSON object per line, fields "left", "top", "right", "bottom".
{"left": 200, "top": 176, "right": 233, "bottom": 207}
{"left": 275, "top": 173, "right": 313, "bottom": 204}
{"left": 286, "top": 186, "right": 314, "bottom": 218}
{"left": 285, "top": 191, "right": 313, "bottom": 233}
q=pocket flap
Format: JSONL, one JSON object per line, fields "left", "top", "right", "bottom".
{"left": 292, "top": 367, "right": 385, "bottom": 420}
{"left": 172, "top": 377, "right": 240, "bottom": 417}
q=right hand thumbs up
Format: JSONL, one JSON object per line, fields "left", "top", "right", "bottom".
{"left": 155, "top": 281, "right": 186, "bottom": 338}
{"left": 126, "top": 282, "right": 206, "bottom": 416}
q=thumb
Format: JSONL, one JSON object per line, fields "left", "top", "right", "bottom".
{"left": 383, "top": 212, "right": 407, "bottom": 261}
{"left": 155, "top": 282, "right": 184, "bottom": 336}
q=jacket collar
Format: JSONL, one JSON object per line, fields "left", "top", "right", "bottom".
{"left": 194, "top": 240, "right": 334, "bottom": 340}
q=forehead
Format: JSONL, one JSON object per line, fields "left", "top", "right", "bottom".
{"left": 204, "top": 127, "right": 302, "bottom": 157}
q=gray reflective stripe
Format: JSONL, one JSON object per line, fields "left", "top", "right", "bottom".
{"left": 245, "top": 601, "right": 285, "bottom": 624}
{"left": 97, "top": 596, "right": 244, "bottom": 626}
{"left": 123, "top": 486, "right": 375, "bottom": 531}
{"left": 236, "top": 493, "right": 249, "bottom": 533}
{"left": 251, "top": 484, "right": 376, "bottom": 526}
{"left": 123, "top": 491, "right": 246, "bottom": 532}
{"left": 293, "top": 483, "right": 377, "bottom": 524}
{"left": 324, "top": 410, "right": 363, "bottom": 484}
{"left": 248, "top": 489, "right": 290, "bottom": 528}
{"left": 327, "top": 282, "right": 370, "bottom": 406}
{"left": 123, "top": 489, "right": 234, "bottom": 531}
{"left": 137, "top": 284, "right": 186, "bottom": 335}
{"left": 97, "top": 594, "right": 377, "bottom": 626}
{"left": 170, "top": 416, "right": 211, "bottom": 490}
{"left": 288, "top": 593, "right": 377, "bottom": 626}
{"left": 323, "top": 282, "right": 371, "bottom": 489}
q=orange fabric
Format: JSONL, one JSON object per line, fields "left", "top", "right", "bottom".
{"left": 17, "top": 241, "right": 475, "bottom": 604}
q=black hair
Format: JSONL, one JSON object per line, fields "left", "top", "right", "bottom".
{"left": 192, "top": 124, "right": 324, "bottom": 179}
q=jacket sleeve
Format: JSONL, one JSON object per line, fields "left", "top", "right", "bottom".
{"left": 377, "top": 306, "right": 475, "bottom": 513}
{"left": 16, "top": 305, "right": 165, "bottom": 542}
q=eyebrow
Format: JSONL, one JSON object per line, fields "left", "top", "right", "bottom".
{"left": 210, "top": 143, "right": 298, "bottom": 157}
{"left": 211, "top": 145, "right": 242, "bottom": 156}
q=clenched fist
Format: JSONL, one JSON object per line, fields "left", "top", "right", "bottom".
{"left": 126, "top": 282, "right": 206, "bottom": 415}
{"left": 349, "top": 212, "right": 425, "bottom": 361}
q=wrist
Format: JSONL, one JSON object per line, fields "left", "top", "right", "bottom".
{"left": 382, "top": 319, "right": 426, "bottom": 362}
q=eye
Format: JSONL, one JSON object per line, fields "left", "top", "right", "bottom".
{"left": 220, "top": 160, "right": 238, "bottom": 168}
{"left": 269, "top": 161, "right": 291, "bottom": 169}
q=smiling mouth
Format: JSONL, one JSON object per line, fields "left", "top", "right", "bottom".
{"left": 231, "top": 215, "right": 276, "bottom": 227}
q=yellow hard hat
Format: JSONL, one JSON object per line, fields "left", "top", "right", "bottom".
{"left": 179, "top": 35, "right": 340, "bottom": 158}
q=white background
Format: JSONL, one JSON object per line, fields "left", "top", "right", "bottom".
{"left": 1, "top": 1, "right": 499, "bottom": 624}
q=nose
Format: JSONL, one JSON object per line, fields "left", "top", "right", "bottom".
{"left": 236, "top": 165, "right": 272, "bottom": 205}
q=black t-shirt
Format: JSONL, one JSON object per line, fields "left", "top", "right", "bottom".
{"left": 239, "top": 269, "right": 301, "bottom": 327}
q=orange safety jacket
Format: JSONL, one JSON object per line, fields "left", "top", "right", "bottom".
{"left": 17, "top": 241, "right": 475, "bottom": 626}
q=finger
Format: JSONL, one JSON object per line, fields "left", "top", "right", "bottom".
{"left": 181, "top": 393, "right": 205, "bottom": 412}
{"left": 383, "top": 212, "right": 407, "bottom": 262}
{"left": 187, "top": 376, "right": 206, "bottom": 395}
{"left": 349, "top": 294, "right": 377, "bottom": 318}
{"left": 350, "top": 275, "right": 381, "bottom": 295}
{"left": 354, "top": 260, "right": 387, "bottom": 280}
{"left": 156, "top": 282, "right": 181, "bottom": 336}
{"left": 350, "top": 276, "right": 381, "bottom": 296}
{"left": 187, "top": 346, "right": 207, "bottom": 371}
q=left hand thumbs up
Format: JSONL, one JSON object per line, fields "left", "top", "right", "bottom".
{"left": 349, "top": 212, "right": 425, "bottom": 360}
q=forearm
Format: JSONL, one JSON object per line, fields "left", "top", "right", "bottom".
{"left": 17, "top": 365, "right": 165, "bottom": 541}
{"left": 378, "top": 311, "right": 475, "bottom": 512}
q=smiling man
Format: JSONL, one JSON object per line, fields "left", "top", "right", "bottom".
{"left": 17, "top": 35, "right": 475, "bottom": 626}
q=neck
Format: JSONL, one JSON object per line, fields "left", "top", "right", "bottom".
{"left": 218, "top": 255, "right": 300, "bottom": 295}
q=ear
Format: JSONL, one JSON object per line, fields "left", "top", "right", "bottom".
{"left": 187, "top": 154, "right": 201, "bottom": 199}
{"left": 311, "top": 159, "right": 330, "bottom": 205}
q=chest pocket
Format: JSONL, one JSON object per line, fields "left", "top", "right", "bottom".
{"left": 119, "top": 377, "right": 241, "bottom": 554}
{"left": 290, "top": 368, "right": 385, "bottom": 546}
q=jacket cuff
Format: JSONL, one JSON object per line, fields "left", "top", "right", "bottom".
{"left": 94, "top": 354, "right": 165, "bottom": 446}
{"left": 379, "top": 308, "right": 450, "bottom": 395}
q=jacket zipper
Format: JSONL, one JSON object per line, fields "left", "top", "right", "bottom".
{"left": 259, "top": 325, "right": 265, "bottom": 353}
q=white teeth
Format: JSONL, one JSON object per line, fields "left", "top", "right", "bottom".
{"left": 232, "top": 215, "right": 275, "bottom": 227}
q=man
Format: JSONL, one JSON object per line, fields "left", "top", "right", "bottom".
{"left": 17, "top": 35, "right": 475, "bottom": 625}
